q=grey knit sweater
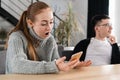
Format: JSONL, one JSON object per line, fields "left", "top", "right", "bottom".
{"left": 6, "top": 27, "right": 60, "bottom": 74}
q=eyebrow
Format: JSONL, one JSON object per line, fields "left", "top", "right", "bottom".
{"left": 41, "top": 20, "right": 47, "bottom": 23}
{"left": 41, "top": 18, "right": 53, "bottom": 22}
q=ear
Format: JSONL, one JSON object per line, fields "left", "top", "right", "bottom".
{"left": 95, "top": 26, "right": 99, "bottom": 31}
{"left": 26, "top": 19, "right": 33, "bottom": 27}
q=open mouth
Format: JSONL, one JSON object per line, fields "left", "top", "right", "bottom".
{"left": 45, "top": 32, "right": 49, "bottom": 35}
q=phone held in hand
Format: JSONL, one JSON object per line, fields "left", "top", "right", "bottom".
{"left": 70, "top": 51, "right": 83, "bottom": 61}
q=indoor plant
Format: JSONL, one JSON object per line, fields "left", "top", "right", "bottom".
{"left": 55, "top": 3, "right": 82, "bottom": 46}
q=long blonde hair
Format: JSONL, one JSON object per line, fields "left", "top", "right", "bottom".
{"left": 6, "top": 1, "right": 50, "bottom": 61}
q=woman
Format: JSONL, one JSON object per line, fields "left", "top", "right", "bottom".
{"left": 6, "top": 1, "right": 91, "bottom": 74}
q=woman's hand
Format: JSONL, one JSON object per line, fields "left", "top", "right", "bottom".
{"left": 75, "top": 60, "right": 92, "bottom": 69}
{"left": 56, "top": 56, "right": 79, "bottom": 72}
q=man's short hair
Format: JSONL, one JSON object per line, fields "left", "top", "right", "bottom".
{"left": 90, "top": 14, "right": 110, "bottom": 37}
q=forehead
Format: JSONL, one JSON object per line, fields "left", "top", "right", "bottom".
{"left": 34, "top": 8, "right": 53, "bottom": 21}
{"left": 98, "top": 19, "right": 110, "bottom": 24}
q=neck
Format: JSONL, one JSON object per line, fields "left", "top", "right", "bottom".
{"left": 95, "top": 36, "right": 106, "bottom": 41}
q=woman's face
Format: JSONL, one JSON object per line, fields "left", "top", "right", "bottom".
{"left": 29, "top": 8, "right": 54, "bottom": 39}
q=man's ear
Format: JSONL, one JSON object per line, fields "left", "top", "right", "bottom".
{"left": 26, "top": 19, "right": 33, "bottom": 27}
{"left": 95, "top": 26, "right": 99, "bottom": 31}
{"left": 95, "top": 26, "right": 100, "bottom": 32}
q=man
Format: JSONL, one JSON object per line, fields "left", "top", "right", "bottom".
{"left": 72, "top": 14, "right": 120, "bottom": 66}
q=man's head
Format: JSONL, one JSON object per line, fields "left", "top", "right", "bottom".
{"left": 91, "top": 14, "right": 112, "bottom": 39}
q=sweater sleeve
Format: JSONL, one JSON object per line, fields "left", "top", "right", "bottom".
{"left": 6, "top": 33, "right": 59, "bottom": 74}
{"left": 111, "top": 43, "right": 120, "bottom": 64}
{"left": 50, "top": 37, "right": 60, "bottom": 60}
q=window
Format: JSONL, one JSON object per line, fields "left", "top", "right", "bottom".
{"left": 109, "top": 0, "right": 120, "bottom": 44}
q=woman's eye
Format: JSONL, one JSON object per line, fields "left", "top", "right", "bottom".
{"left": 50, "top": 22, "right": 53, "bottom": 24}
{"left": 41, "top": 23, "right": 47, "bottom": 26}
{"left": 41, "top": 21, "right": 53, "bottom": 26}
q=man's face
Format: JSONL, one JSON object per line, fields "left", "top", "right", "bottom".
{"left": 95, "top": 19, "right": 112, "bottom": 38}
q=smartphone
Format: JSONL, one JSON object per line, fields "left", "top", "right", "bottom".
{"left": 70, "top": 51, "right": 83, "bottom": 61}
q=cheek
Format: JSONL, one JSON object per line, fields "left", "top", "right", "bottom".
{"left": 98, "top": 28, "right": 105, "bottom": 34}
{"left": 33, "top": 27, "right": 39, "bottom": 31}
{"left": 33, "top": 26, "right": 43, "bottom": 34}
{"left": 105, "top": 28, "right": 110, "bottom": 32}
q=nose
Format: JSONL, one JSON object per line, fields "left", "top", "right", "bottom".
{"left": 108, "top": 23, "right": 112, "bottom": 30}
{"left": 109, "top": 26, "right": 112, "bottom": 30}
{"left": 46, "top": 24, "right": 51, "bottom": 30}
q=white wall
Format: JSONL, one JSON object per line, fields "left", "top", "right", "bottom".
{"left": 109, "top": 0, "right": 120, "bottom": 44}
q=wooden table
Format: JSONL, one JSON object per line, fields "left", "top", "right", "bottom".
{"left": 0, "top": 64, "right": 120, "bottom": 80}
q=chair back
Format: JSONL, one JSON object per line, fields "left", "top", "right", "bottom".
{"left": 0, "top": 50, "right": 6, "bottom": 74}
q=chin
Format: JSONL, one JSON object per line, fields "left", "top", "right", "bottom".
{"left": 43, "top": 34, "right": 50, "bottom": 39}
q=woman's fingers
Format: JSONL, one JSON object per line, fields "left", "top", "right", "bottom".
{"left": 56, "top": 56, "right": 66, "bottom": 65}
{"left": 68, "top": 60, "right": 79, "bottom": 69}
{"left": 56, "top": 57, "right": 80, "bottom": 72}
{"left": 56, "top": 57, "right": 91, "bottom": 72}
{"left": 85, "top": 60, "right": 92, "bottom": 66}
{"left": 75, "top": 60, "right": 92, "bottom": 68}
